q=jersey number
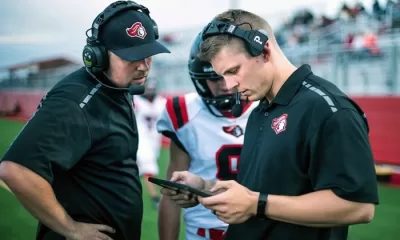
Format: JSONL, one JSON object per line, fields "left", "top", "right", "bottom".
{"left": 215, "top": 144, "right": 242, "bottom": 180}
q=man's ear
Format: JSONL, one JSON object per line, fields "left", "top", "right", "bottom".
{"left": 262, "top": 42, "right": 270, "bottom": 62}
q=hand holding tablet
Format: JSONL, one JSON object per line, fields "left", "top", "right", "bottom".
{"left": 149, "top": 177, "right": 214, "bottom": 198}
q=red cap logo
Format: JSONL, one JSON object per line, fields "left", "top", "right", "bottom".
{"left": 126, "top": 22, "right": 147, "bottom": 39}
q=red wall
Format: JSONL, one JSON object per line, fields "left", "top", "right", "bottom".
{"left": 0, "top": 90, "right": 46, "bottom": 119}
{"left": 1, "top": 90, "right": 399, "bottom": 165}
{"left": 352, "top": 97, "right": 400, "bottom": 165}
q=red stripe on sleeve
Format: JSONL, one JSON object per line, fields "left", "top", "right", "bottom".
{"left": 178, "top": 96, "right": 189, "bottom": 125}
{"left": 166, "top": 97, "right": 179, "bottom": 130}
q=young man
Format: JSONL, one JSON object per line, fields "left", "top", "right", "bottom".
{"left": 156, "top": 32, "right": 257, "bottom": 240}
{"left": 0, "top": 2, "right": 170, "bottom": 240}
{"left": 160, "top": 9, "right": 379, "bottom": 240}
{"left": 134, "top": 80, "right": 166, "bottom": 208}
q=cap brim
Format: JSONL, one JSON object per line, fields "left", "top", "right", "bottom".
{"left": 111, "top": 41, "right": 170, "bottom": 62}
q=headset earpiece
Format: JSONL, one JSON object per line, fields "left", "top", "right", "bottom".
{"left": 244, "top": 30, "right": 268, "bottom": 56}
{"left": 82, "top": 42, "right": 108, "bottom": 74}
{"left": 202, "top": 20, "right": 269, "bottom": 57}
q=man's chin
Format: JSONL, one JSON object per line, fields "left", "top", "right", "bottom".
{"left": 245, "top": 94, "right": 261, "bottom": 102}
{"left": 240, "top": 95, "right": 249, "bottom": 101}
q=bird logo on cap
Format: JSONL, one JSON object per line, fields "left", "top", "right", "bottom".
{"left": 126, "top": 22, "right": 147, "bottom": 39}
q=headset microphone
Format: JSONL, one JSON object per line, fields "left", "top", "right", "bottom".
{"left": 128, "top": 85, "right": 145, "bottom": 95}
{"left": 86, "top": 68, "right": 145, "bottom": 95}
{"left": 231, "top": 92, "right": 243, "bottom": 117}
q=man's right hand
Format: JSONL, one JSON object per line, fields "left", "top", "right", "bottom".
{"left": 160, "top": 171, "right": 204, "bottom": 208}
{"left": 66, "top": 221, "right": 115, "bottom": 240}
{"left": 0, "top": 161, "right": 115, "bottom": 240}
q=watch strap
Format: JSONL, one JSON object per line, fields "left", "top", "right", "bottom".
{"left": 257, "top": 193, "right": 268, "bottom": 219}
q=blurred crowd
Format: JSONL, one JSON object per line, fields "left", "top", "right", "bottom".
{"left": 1, "top": 1, "right": 399, "bottom": 92}
{"left": 276, "top": 0, "right": 400, "bottom": 58}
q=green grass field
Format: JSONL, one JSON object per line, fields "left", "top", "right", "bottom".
{"left": 0, "top": 118, "right": 399, "bottom": 240}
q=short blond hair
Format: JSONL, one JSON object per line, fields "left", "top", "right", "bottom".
{"left": 198, "top": 9, "right": 274, "bottom": 62}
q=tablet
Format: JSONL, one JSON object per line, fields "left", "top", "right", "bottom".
{"left": 148, "top": 177, "right": 213, "bottom": 198}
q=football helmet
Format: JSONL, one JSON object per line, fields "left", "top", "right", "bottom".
{"left": 188, "top": 31, "right": 236, "bottom": 117}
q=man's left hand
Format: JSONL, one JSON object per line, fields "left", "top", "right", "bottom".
{"left": 198, "top": 180, "right": 259, "bottom": 224}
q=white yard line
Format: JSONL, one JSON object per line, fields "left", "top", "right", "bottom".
{"left": 0, "top": 180, "right": 11, "bottom": 192}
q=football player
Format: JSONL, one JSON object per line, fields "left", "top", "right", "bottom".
{"left": 157, "top": 32, "right": 258, "bottom": 239}
{"left": 134, "top": 79, "right": 166, "bottom": 209}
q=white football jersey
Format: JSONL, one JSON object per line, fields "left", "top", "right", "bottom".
{"left": 134, "top": 95, "right": 166, "bottom": 165}
{"left": 157, "top": 92, "right": 258, "bottom": 230}
{"left": 134, "top": 95, "right": 166, "bottom": 139}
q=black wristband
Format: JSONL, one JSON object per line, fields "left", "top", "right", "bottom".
{"left": 257, "top": 193, "right": 268, "bottom": 219}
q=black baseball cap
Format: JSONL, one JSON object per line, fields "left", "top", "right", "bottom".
{"left": 99, "top": 10, "right": 170, "bottom": 61}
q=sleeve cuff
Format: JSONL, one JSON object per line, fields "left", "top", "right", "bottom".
{"left": 315, "top": 184, "right": 379, "bottom": 205}
{"left": 160, "top": 131, "right": 188, "bottom": 153}
{"left": 0, "top": 159, "right": 53, "bottom": 184}
{"left": 331, "top": 186, "right": 379, "bottom": 204}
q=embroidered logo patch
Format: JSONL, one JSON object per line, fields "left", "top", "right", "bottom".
{"left": 271, "top": 114, "right": 288, "bottom": 134}
{"left": 126, "top": 22, "right": 147, "bottom": 39}
{"left": 222, "top": 125, "right": 244, "bottom": 138}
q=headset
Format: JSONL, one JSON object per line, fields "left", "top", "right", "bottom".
{"left": 201, "top": 20, "right": 269, "bottom": 116}
{"left": 201, "top": 20, "right": 269, "bottom": 57}
{"left": 82, "top": 1, "right": 159, "bottom": 74}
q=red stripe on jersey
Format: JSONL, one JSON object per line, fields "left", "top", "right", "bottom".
{"left": 178, "top": 96, "right": 189, "bottom": 125}
{"left": 241, "top": 101, "right": 253, "bottom": 114}
{"left": 166, "top": 97, "right": 179, "bottom": 130}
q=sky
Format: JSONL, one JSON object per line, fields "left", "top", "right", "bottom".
{"left": 0, "top": 0, "right": 385, "bottom": 69}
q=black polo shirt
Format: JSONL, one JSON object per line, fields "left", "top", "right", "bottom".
{"left": 1, "top": 67, "right": 143, "bottom": 240}
{"left": 224, "top": 65, "right": 379, "bottom": 240}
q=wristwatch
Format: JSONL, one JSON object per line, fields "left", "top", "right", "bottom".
{"left": 256, "top": 193, "right": 268, "bottom": 219}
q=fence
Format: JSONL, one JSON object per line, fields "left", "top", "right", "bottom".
{"left": 0, "top": 64, "right": 80, "bottom": 90}
{"left": 282, "top": 32, "right": 400, "bottom": 96}
{"left": 0, "top": 29, "right": 399, "bottom": 96}
{"left": 154, "top": 34, "right": 400, "bottom": 96}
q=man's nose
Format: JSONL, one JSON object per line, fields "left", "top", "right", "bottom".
{"left": 223, "top": 77, "right": 238, "bottom": 91}
{"left": 136, "top": 57, "right": 151, "bottom": 71}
